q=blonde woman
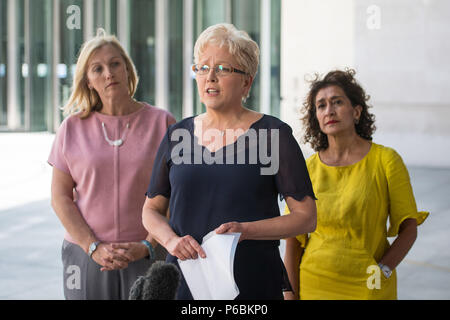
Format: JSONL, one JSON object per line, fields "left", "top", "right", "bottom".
{"left": 142, "top": 23, "right": 316, "bottom": 300}
{"left": 48, "top": 29, "right": 176, "bottom": 299}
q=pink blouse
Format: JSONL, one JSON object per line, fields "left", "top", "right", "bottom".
{"left": 48, "top": 103, "right": 176, "bottom": 244}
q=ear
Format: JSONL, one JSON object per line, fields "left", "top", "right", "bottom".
{"left": 353, "top": 105, "right": 363, "bottom": 121}
{"left": 242, "top": 75, "right": 254, "bottom": 96}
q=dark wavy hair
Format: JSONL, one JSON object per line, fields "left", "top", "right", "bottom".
{"left": 302, "top": 69, "right": 376, "bottom": 151}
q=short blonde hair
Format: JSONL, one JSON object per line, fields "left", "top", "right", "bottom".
{"left": 62, "top": 29, "right": 139, "bottom": 118}
{"left": 194, "top": 23, "right": 260, "bottom": 80}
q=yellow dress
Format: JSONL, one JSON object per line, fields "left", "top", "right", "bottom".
{"left": 285, "top": 143, "right": 429, "bottom": 300}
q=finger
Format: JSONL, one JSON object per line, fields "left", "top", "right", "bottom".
{"left": 111, "top": 243, "right": 131, "bottom": 250}
{"left": 110, "top": 251, "right": 131, "bottom": 263}
{"left": 176, "top": 237, "right": 199, "bottom": 260}
{"left": 179, "top": 244, "right": 196, "bottom": 260}
{"left": 183, "top": 236, "right": 202, "bottom": 259}
{"left": 215, "top": 223, "right": 231, "bottom": 234}
{"left": 187, "top": 237, "right": 206, "bottom": 259}
{"left": 101, "top": 258, "right": 114, "bottom": 270}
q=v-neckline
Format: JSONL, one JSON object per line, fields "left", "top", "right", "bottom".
{"left": 190, "top": 114, "right": 266, "bottom": 154}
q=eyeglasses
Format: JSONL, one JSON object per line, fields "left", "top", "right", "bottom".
{"left": 192, "top": 63, "right": 247, "bottom": 76}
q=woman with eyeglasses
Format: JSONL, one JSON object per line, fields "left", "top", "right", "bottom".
{"left": 283, "top": 69, "right": 429, "bottom": 300}
{"left": 48, "top": 29, "right": 176, "bottom": 299}
{"left": 142, "top": 23, "right": 317, "bottom": 300}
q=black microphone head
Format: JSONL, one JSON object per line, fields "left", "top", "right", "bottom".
{"left": 129, "top": 261, "right": 180, "bottom": 300}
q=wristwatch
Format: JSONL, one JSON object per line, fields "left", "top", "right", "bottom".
{"left": 378, "top": 263, "right": 392, "bottom": 279}
{"left": 141, "top": 240, "right": 155, "bottom": 260}
{"left": 88, "top": 241, "right": 100, "bottom": 258}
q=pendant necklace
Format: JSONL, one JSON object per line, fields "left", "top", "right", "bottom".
{"left": 102, "top": 122, "right": 130, "bottom": 147}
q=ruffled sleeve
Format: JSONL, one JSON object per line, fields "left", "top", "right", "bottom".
{"left": 274, "top": 123, "right": 316, "bottom": 202}
{"left": 283, "top": 204, "right": 309, "bottom": 247}
{"left": 383, "top": 147, "right": 430, "bottom": 237}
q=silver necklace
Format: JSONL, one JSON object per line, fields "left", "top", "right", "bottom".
{"left": 101, "top": 122, "right": 130, "bottom": 147}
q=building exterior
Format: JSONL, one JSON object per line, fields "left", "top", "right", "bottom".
{"left": 0, "top": 0, "right": 281, "bottom": 132}
{"left": 1, "top": 0, "right": 449, "bottom": 167}
{"left": 281, "top": 0, "right": 450, "bottom": 167}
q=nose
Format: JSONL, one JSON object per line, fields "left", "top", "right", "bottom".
{"left": 105, "top": 66, "right": 114, "bottom": 79}
{"left": 206, "top": 68, "right": 218, "bottom": 82}
{"left": 324, "top": 102, "right": 335, "bottom": 115}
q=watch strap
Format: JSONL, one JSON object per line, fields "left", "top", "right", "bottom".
{"left": 88, "top": 241, "right": 100, "bottom": 258}
{"left": 141, "top": 240, "right": 155, "bottom": 260}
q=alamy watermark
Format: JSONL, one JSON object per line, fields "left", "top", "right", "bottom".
{"left": 367, "top": 5, "right": 381, "bottom": 30}
{"left": 366, "top": 264, "right": 382, "bottom": 289}
{"left": 170, "top": 126, "right": 280, "bottom": 176}
{"left": 66, "top": 265, "right": 81, "bottom": 290}
{"left": 66, "top": 5, "right": 81, "bottom": 30}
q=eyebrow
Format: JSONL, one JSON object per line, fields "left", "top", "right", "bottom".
{"left": 198, "top": 60, "right": 230, "bottom": 65}
{"left": 89, "top": 56, "right": 122, "bottom": 66}
{"left": 316, "top": 95, "right": 345, "bottom": 103}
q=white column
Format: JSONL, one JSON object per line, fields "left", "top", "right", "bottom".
{"left": 52, "top": 0, "right": 61, "bottom": 131}
{"left": 7, "top": 0, "right": 19, "bottom": 129}
{"left": 183, "top": 0, "right": 194, "bottom": 118}
{"left": 24, "top": 0, "right": 31, "bottom": 130}
{"left": 259, "top": 0, "right": 271, "bottom": 115}
{"left": 104, "top": 0, "right": 112, "bottom": 34}
{"left": 83, "top": 0, "right": 94, "bottom": 40}
{"left": 155, "top": 0, "right": 169, "bottom": 110}
{"left": 224, "top": 0, "right": 232, "bottom": 23}
{"left": 117, "top": 0, "right": 130, "bottom": 52}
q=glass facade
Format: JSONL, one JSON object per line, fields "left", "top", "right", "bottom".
{"left": 130, "top": 0, "right": 156, "bottom": 106}
{"left": 59, "top": 0, "right": 84, "bottom": 124}
{"left": 28, "top": 0, "right": 53, "bottom": 131}
{"left": 0, "top": 0, "right": 281, "bottom": 131}
{"left": 17, "top": 0, "right": 25, "bottom": 128}
{"left": 0, "top": 0, "right": 6, "bottom": 126}
{"left": 168, "top": 0, "right": 183, "bottom": 121}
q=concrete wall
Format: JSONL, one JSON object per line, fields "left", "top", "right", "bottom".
{"left": 281, "top": 0, "right": 450, "bottom": 168}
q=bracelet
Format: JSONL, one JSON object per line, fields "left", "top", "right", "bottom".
{"left": 141, "top": 240, "right": 155, "bottom": 260}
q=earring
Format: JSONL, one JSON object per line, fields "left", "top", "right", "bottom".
{"left": 354, "top": 118, "right": 360, "bottom": 125}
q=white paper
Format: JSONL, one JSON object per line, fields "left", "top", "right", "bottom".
{"left": 178, "top": 231, "right": 241, "bottom": 300}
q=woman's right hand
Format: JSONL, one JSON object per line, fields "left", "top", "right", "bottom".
{"left": 166, "top": 235, "right": 206, "bottom": 261}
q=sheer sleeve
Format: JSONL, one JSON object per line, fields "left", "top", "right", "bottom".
{"left": 146, "top": 128, "right": 172, "bottom": 199}
{"left": 47, "top": 118, "right": 71, "bottom": 175}
{"left": 383, "top": 147, "right": 429, "bottom": 237}
{"left": 275, "top": 123, "right": 316, "bottom": 202}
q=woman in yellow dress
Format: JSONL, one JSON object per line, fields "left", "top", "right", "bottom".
{"left": 283, "top": 69, "right": 429, "bottom": 300}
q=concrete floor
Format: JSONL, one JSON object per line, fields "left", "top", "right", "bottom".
{"left": 0, "top": 133, "right": 449, "bottom": 299}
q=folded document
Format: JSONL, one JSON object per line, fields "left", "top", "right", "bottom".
{"left": 178, "top": 231, "right": 241, "bottom": 300}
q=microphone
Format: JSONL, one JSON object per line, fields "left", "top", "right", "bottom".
{"left": 129, "top": 261, "right": 181, "bottom": 300}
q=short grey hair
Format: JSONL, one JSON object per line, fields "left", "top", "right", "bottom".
{"left": 193, "top": 23, "right": 260, "bottom": 79}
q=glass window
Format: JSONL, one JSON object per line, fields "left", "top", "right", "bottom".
{"left": 93, "top": 0, "right": 117, "bottom": 36}
{"left": 168, "top": 0, "right": 183, "bottom": 121}
{"left": 270, "top": 0, "right": 281, "bottom": 118}
{"left": 129, "top": 0, "right": 156, "bottom": 106}
{"left": 232, "top": 0, "right": 261, "bottom": 112}
{"left": 0, "top": 0, "right": 6, "bottom": 126}
{"left": 17, "top": 0, "right": 25, "bottom": 127}
{"left": 193, "top": 0, "right": 229, "bottom": 115}
{"left": 59, "top": 0, "right": 84, "bottom": 122}
{"left": 29, "top": 0, "right": 52, "bottom": 131}
{"left": 190, "top": 0, "right": 281, "bottom": 116}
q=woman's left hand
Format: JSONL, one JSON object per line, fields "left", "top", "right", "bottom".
{"left": 215, "top": 222, "right": 247, "bottom": 241}
{"left": 100, "top": 242, "right": 148, "bottom": 271}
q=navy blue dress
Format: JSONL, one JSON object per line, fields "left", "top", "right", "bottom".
{"left": 146, "top": 114, "right": 315, "bottom": 300}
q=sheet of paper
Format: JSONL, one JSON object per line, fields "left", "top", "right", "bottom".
{"left": 178, "top": 231, "right": 241, "bottom": 300}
